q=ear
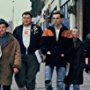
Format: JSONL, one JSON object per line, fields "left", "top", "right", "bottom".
{"left": 61, "top": 18, "right": 64, "bottom": 22}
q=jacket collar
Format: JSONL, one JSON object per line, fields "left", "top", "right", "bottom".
{"left": 2, "top": 32, "right": 14, "bottom": 48}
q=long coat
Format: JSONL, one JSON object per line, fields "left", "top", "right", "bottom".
{"left": 0, "top": 32, "right": 21, "bottom": 85}
{"left": 83, "top": 34, "right": 90, "bottom": 71}
{"left": 64, "top": 39, "right": 85, "bottom": 84}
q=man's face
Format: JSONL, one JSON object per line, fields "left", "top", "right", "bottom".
{"left": 22, "top": 14, "right": 32, "bottom": 26}
{"left": 0, "top": 24, "right": 7, "bottom": 37}
{"left": 52, "top": 14, "right": 63, "bottom": 26}
{"left": 72, "top": 30, "right": 79, "bottom": 38}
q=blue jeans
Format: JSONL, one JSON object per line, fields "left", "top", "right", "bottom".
{"left": 65, "top": 84, "right": 80, "bottom": 90}
{"left": 45, "top": 65, "right": 66, "bottom": 90}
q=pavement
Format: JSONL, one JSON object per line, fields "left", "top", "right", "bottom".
{"left": 11, "top": 63, "right": 90, "bottom": 90}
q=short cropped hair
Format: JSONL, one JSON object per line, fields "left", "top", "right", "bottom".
{"left": 0, "top": 18, "right": 9, "bottom": 27}
{"left": 52, "top": 11, "right": 64, "bottom": 18}
{"left": 22, "top": 11, "right": 33, "bottom": 18}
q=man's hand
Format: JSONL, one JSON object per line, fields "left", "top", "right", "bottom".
{"left": 61, "top": 53, "right": 64, "bottom": 57}
{"left": 85, "top": 58, "right": 89, "bottom": 64}
{"left": 13, "top": 68, "right": 19, "bottom": 74}
{"left": 41, "top": 54, "right": 46, "bottom": 62}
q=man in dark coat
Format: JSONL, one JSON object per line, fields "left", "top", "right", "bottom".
{"left": 41, "top": 11, "right": 73, "bottom": 90}
{"left": 83, "top": 34, "right": 90, "bottom": 73}
{"left": 13, "top": 11, "right": 42, "bottom": 90}
{"left": 64, "top": 29, "right": 85, "bottom": 90}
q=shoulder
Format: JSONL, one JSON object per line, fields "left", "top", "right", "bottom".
{"left": 13, "top": 25, "right": 23, "bottom": 35}
{"left": 6, "top": 32, "right": 17, "bottom": 44}
{"left": 14, "top": 25, "right": 23, "bottom": 31}
{"left": 47, "top": 26, "right": 55, "bottom": 31}
{"left": 12, "top": 36, "right": 20, "bottom": 47}
{"left": 32, "top": 23, "right": 41, "bottom": 29}
{"left": 61, "top": 25, "right": 68, "bottom": 30}
{"left": 32, "top": 23, "right": 42, "bottom": 34}
{"left": 7, "top": 32, "right": 18, "bottom": 42}
{"left": 84, "top": 34, "right": 90, "bottom": 44}
{"left": 42, "top": 27, "right": 54, "bottom": 37}
{"left": 86, "top": 34, "right": 90, "bottom": 41}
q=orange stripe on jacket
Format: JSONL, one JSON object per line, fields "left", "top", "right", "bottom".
{"left": 42, "top": 28, "right": 54, "bottom": 36}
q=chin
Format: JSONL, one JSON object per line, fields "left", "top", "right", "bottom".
{"left": 0, "top": 35, "right": 3, "bottom": 37}
{"left": 24, "top": 24, "right": 30, "bottom": 26}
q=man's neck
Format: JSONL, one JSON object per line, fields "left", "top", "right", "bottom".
{"left": 0, "top": 33, "right": 6, "bottom": 38}
{"left": 23, "top": 25, "right": 31, "bottom": 27}
{"left": 55, "top": 24, "right": 62, "bottom": 30}
{"left": 23, "top": 22, "right": 32, "bottom": 27}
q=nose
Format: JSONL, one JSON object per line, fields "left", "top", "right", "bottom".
{"left": 0, "top": 29, "right": 3, "bottom": 32}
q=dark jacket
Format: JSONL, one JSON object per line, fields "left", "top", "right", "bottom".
{"left": 13, "top": 23, "right": 42, "bottom": 55}
{"left": 64, "top": 38, "right": 84, "bottom": 84}
{"left": 41, "top": 25, "right": 73, "bottom": 67}
{"left": 83, "top": 34, "right": 90, "bottom": 72}
{"left": 84, "top": 34, "right": 90, "bottom": 58}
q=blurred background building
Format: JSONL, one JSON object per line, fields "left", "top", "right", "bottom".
{"left": 31, "top": 0, "right": 90, "bottom": 40}
{"left": 30, "top": 0, "right": 45, "bottom": 17}
{"left": 0, "top": 0, "right": 89, "bottom": 39}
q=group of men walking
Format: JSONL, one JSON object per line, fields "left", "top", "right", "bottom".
{"left": 0, "top": 10, "right": 90, "bottom": 90}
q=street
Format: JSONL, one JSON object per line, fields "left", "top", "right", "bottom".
{"left": 11, "top": 63, "right": 90, "bottom": 90}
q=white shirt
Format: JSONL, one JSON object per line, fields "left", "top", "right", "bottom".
{"left": 55, "top": 25, "right": 62, "bottom": 41}
{"left": 55, "top": 28, "right": 60, "bottom": 41}
{"left": 22, "top": 25, "right": 31, "bottom": 50}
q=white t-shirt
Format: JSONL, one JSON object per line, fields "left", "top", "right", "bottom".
{"left": 22, "top": 25, "right": 31, "bottom": 50}
{"left": 55, "top": 28, "right": 60, "bottom": 41}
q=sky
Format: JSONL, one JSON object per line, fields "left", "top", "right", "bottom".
{"left": 0, "top": 0, "right": 31, "bottom": 27}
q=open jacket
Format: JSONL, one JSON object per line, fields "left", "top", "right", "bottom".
{"left": 41, "top": 25, "right": 74, "bottom": 67}
{"left": 13, "top": 23, "right": 42, "bottom": 55}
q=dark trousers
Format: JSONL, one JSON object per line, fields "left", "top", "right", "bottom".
{"left": 65, "top": 84, "right": 80, "bottom": 90}
{"left": 15, "top": 54, "right": 40, "bottom": 90}
{"left": 0, "top": 85, "right": 11, "bottom": 90}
